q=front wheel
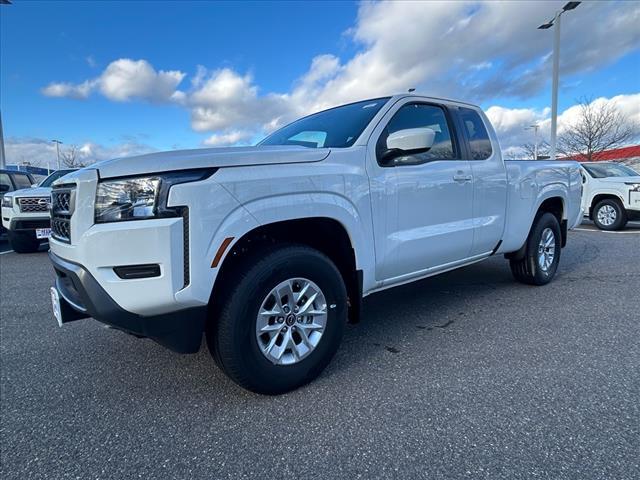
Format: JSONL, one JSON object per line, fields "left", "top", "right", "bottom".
{"left": 8, "top": 230, "right": 41, "bottom": 253}
{"left": 207, "top": 245, "right": 348, "bottom": 395}
{"left": 593, "top": 199, "right": 627, "bottom": 231}
{"left": 510, "top": 212, "right": 562, "bottom": 286}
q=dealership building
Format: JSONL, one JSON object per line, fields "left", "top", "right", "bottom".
{"left": 564, "top": 145, "right": 640, "bottom": 170}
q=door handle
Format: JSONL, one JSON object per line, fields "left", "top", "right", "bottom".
{"left": 453, "top": 173, "right": 472, "bottom": 182}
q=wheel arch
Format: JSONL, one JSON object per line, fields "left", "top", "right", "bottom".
{"left": 210, "top": 216, "right": 364, "bottom": 324}
{"left": 506, "top": 195, "right": 567, "bottom": 260}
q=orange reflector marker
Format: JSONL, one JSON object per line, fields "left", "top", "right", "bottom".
{"left": 211, "top": 237, "right": 234, "bottom": 268}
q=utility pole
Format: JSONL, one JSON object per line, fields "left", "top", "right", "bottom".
{"left": 538, "top": 2, "right": 581, "bottom": 160}
{"left": 0, "top": 1, "right": 12, "bottom": 168}
{"left": 52, "top": 139, "right": 63, "bottom": 170}
{"left": 0, "top": 110, "right": 5, "bottom": 169}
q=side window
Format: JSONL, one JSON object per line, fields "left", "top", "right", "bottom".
{"left": 0, "top": 173, "right": 13, "bottom": 193}
{"left": 377, "top": 103, "right": 456, "bottom": 165}
{"left": 459, "top": 107, "right": 492, "bottom": 160}
{"left": 13, "top": 173, "right": 33, "bottom": 189}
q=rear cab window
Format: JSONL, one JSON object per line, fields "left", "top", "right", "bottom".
{"left": 458, "top": 107, "right": 493, "bottom": 160}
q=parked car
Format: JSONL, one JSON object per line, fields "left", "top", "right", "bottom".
{"left": 47, "top": 94, "right": 583, "bottom": 394}
{"left": 579, "top": 162, "right": 640, "bottom": 230}
{"left": 1, "top": 169, "right": 76, "bottom": 252}
{"left": 0, "top": 169, "right": 37, "bottom": 235}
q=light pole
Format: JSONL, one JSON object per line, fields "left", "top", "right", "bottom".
{"left": 0, "top": 110, "right": 6, "bottom": 170}
{"left": 52, "top": 139, "right": 63, "bottom": 171}
{"left": 525, "top": 124, "right": 540, "bottom": 160}
{"left": 538, "top": 1, "right": 580, "bottom": 160}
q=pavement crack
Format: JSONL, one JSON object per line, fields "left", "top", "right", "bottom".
{"left": 435, "top": 320, "right": 454, "bottom": 329}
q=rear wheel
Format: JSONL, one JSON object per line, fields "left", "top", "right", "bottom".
{"left": 510, "top": 212, "right": 562, "bottom": 286}
{"left": 8, "top": 230, "right": 41, "bottom": 253}
{"left": 593, "top": 199, "right": 627, "bottom": 231}
{"left": 207, "top": 245, "right": 347, "bottom": 395}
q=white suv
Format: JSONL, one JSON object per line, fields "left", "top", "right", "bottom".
{"left": 580, "top": 162, "right": 640, "bottom": 230}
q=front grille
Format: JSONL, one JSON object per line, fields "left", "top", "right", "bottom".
{"left": 18, "top": 197, "right": 50, "bottom": 213}
{"left": 51, "top": 186, "right": 75, "bottom": 243}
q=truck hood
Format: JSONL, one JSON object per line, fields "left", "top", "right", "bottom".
{"left": 90, "top": 145, "right": 331, "bottom": 179}
{"left": 7, "top": 186, "right": 51, "bottom": 198}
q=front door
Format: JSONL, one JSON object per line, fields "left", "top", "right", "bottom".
{"left": 367, "top": 101, "right": 474, "bottom": 283}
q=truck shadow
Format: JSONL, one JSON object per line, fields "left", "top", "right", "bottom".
{"left": 59, "top": 248, "right": 586, "bottom": 401}
{"left": 326, "top": 256, "right": 516, "bottom": 375}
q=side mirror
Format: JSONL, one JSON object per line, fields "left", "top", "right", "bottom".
{"left": 380, "top": 127, "right": 436, "bottom": 165}
{"left": 386, "top": 127, "right": 436, "bottom": 152}
{"left": 0, "top": 184, "right": 10, "bottom": 194}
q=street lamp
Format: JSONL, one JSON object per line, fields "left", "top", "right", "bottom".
{"left": 525, "top": 124, "right": 540, "bottom": 160}
{"left": 538, "top": 1, "right": 581, "bottom": 160}
{"left": 51, "top": 139, "right": 63, "bottom": 171}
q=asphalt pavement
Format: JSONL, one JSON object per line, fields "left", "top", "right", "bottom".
{"left": 1, "top": 226, "right": 639, "bottom": 479}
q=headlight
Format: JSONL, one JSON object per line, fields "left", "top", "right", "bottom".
{"left": 2, "top": 195, "right": 13, "bottom": 208}
{"left": 94, "top": 169, "right": 215, "bottom": 223}
{"left": 626, "top": 183, "right": 640, "bottom": 192}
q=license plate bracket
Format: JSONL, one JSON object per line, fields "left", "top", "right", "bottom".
{"left": 50, "top": 287, "right": 63, "bottom": 327}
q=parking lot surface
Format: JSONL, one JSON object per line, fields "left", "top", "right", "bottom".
{"left": 1, "top": 227, "right": 639, "bottom": 479}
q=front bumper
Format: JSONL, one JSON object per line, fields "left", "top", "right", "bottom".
{"left": 8, "top": 217, "right": 50, "bottom": 231}
{"left": 49, "top": 251, "right": 206, "bottom": 353}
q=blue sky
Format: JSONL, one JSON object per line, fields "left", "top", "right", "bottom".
{"left": 1, "top": 0, "right": 639, "bottom": 165}
{"left": 2, "top": 1, "right": 358, "bottom": 149}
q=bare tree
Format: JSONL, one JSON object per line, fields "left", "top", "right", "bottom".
{"left": 521, "top": 141, "right": 550, "bottom": 160}
{"left": 60, "top": 145, "right": 85, "bottom": 168}
{"left": 558, "top": 96, "right": 637, "bottom": 161}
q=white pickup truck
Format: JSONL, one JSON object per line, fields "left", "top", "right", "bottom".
{"left": 2, "top": 169, "right": 76, "bottom": 252}
{"left": 579, "top": 162, "right": 640, "bottom": 230}
{"left": 48, "top": 94, "right": 582, "bottom": 394}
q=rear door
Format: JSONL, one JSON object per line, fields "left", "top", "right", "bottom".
{"left": 366, "top": 99, "right": 474, "bottom": 282}
{"left": 454, "top": 106, "right": 508, "bottom": 256}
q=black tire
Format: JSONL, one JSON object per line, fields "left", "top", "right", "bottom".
{"left": 592, "top": 199, "right": 627, "bottom": 231}
{"left": 8, "top": 230, "right": 41, "bottom": 253}
{"left": 207, "top": 245, "right": 348, "bottom": 395}
{"left": 509, "top": 212, "right": 562, "bottom": 286}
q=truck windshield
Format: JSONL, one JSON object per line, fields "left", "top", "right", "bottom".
{"left": 39, "top": 169, "right": 76, "bottom": 187}
{"left": 583, "top": 163, "right": 639, "bottom": 178}
{"left": 260, "top": 98, "right": 390, "bottom": 148}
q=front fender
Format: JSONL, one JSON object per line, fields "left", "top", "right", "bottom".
{"left": 241, "top": 192, "right": 374, "bottom": 282}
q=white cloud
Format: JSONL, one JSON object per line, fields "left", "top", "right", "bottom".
{"left": 41, "top": 80, "right": 95, "bottom": 99}
{"left": 203, "top": 130, "right": 253, "bottom": 147}
{"left": 39, "top": 1, "right": 640, "bottom": 147}
{"left": 42, "top": 59, "right": 186, "bottom": 102}
{"left": 4, "top": 137, "right": 156, "bottom": 169}
{"left": 86, "top": 55, "right": 98, "bottom": 68}
{"left": 181, "top": 0, "right": 639, "bottom": 140}
{"left": 98, "top": 59, "right": 185, "bottom": 102}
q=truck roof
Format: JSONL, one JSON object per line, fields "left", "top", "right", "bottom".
{"left": 389, "top": 93, "right": 480, "bottom": 109}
